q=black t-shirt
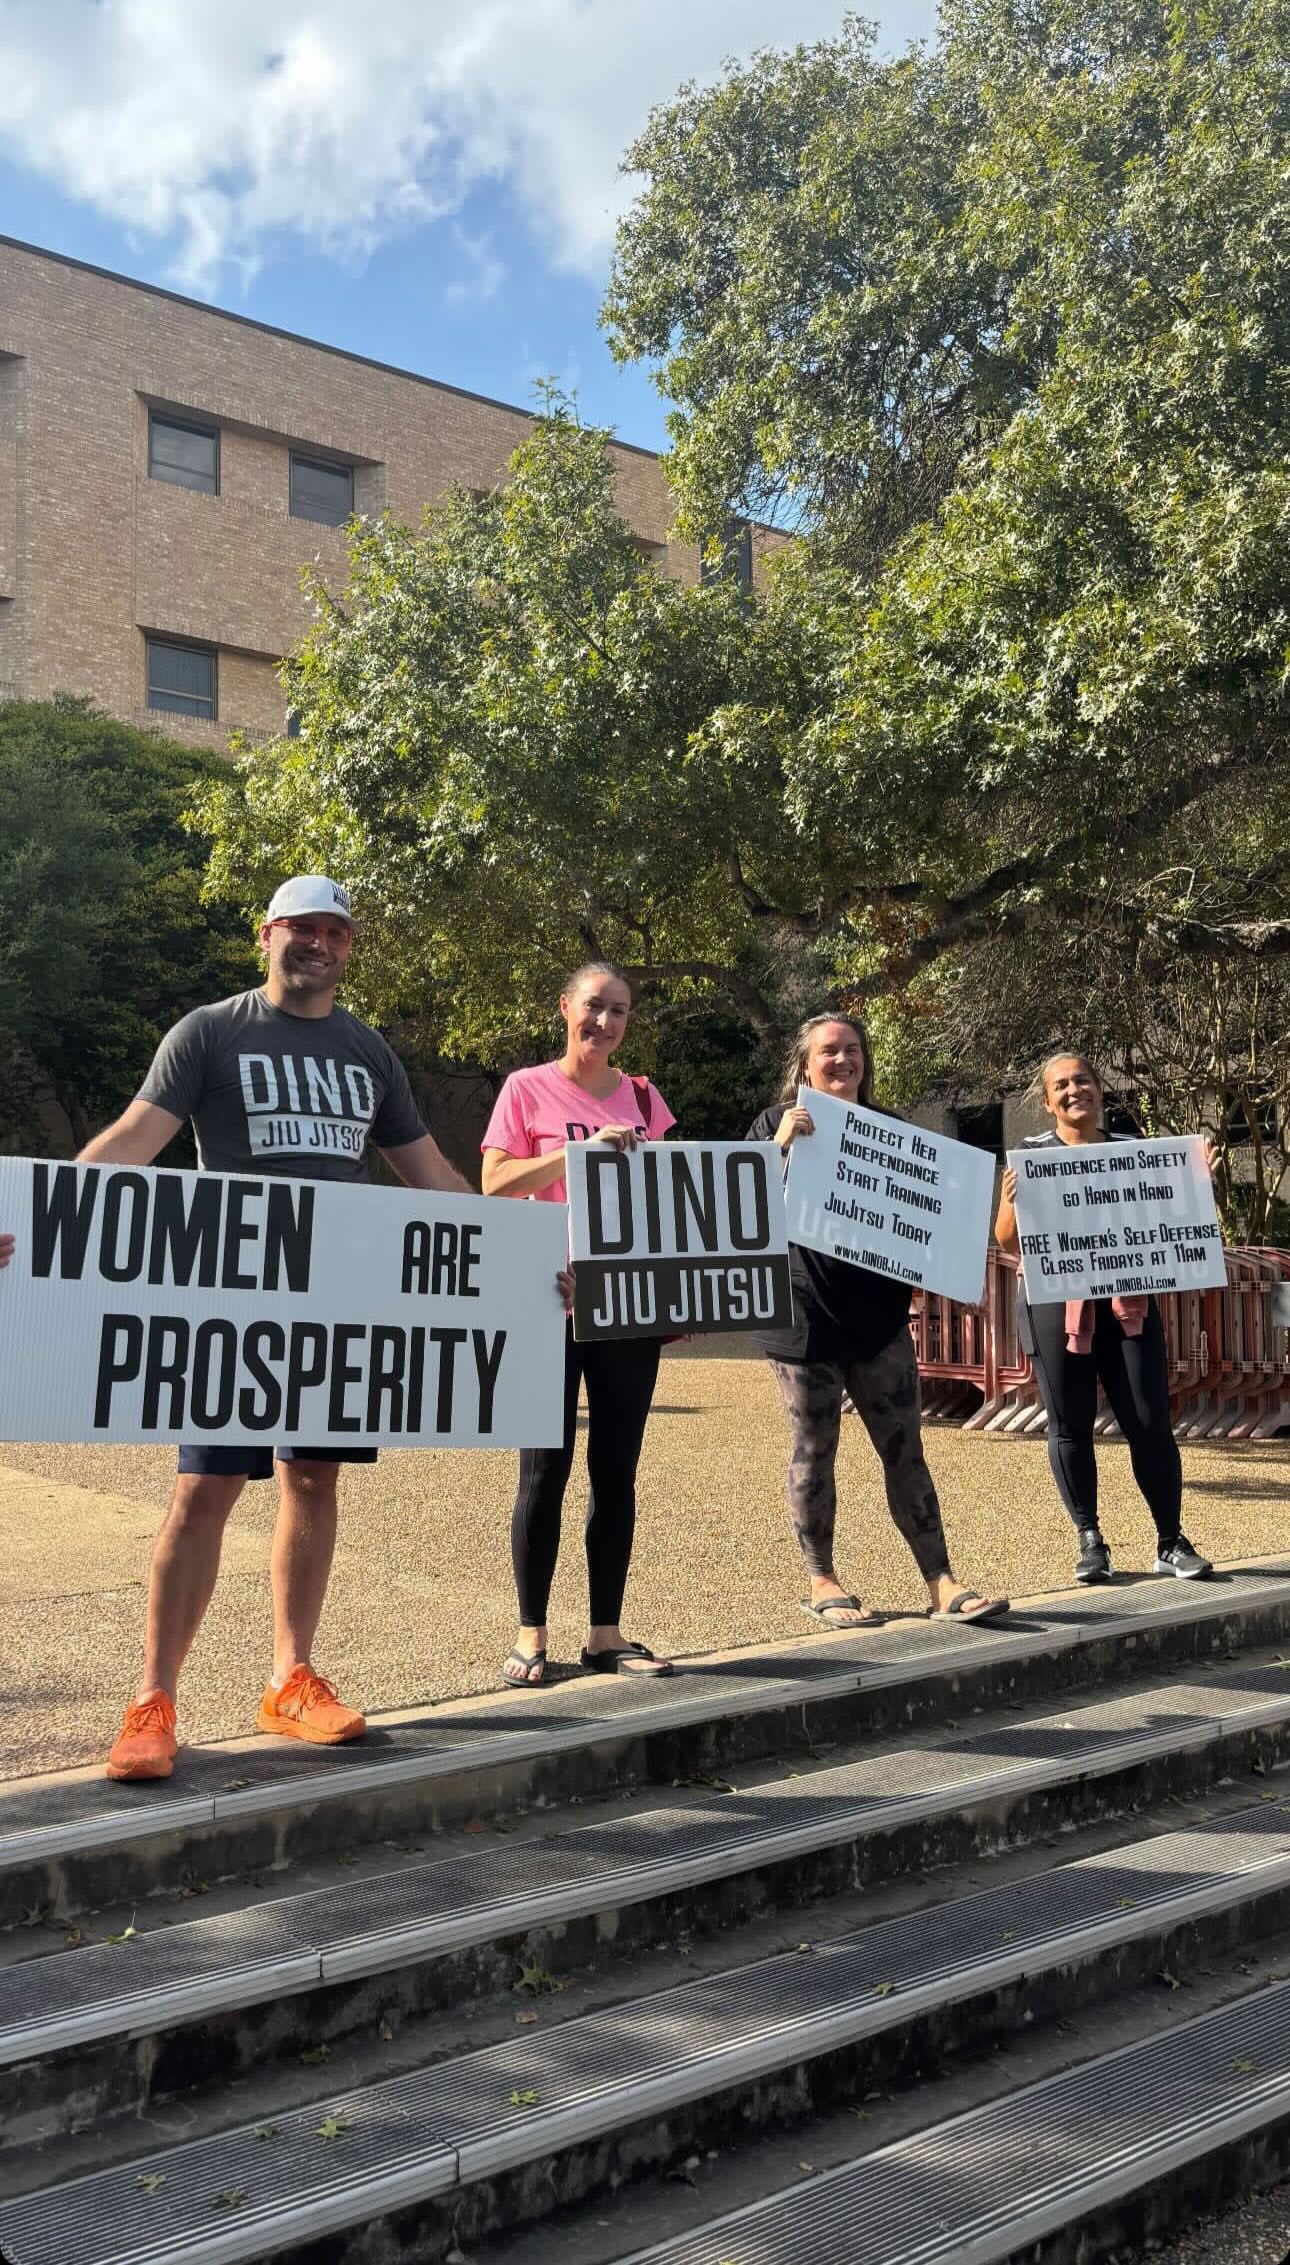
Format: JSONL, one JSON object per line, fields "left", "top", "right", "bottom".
{"left": 745, "top": 1103, "right": 914, "bottom": 1365}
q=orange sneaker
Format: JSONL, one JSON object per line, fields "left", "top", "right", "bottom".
{"left": 256, "top": 1665, "right": 365, "bottom": 1745}
{"left": 106, "top": 1691, "right": 178, "bottom": 1781}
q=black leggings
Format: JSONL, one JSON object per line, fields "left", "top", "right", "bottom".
{"left": 511, "top": 1326, "right": 662, "bottom": 1627}
{"left": 1024, "top": 1299, "right": 1182, "bottom": 1542}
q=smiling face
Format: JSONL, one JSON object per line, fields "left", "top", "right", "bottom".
{"left": 1042, "top": 1054, "right": 1103, "bottom": 1136}
{"left": 260, "top": 914, "right": 353, "bottom": 1003}
{"left": 804, "top": 1019, "right": 867, "bottom": 1103}
{"left": 562, "top": 971, "right": 632, "bottom": 1061}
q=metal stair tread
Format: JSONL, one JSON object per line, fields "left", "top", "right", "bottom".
{"left": 1, "top": 1806, "right": 1288, "bottom": 2264}
{"left": 2, "top": 1566, "right": 1285, "bottom": 1872}
{"left": 616, "top": 1978, "right": 1290, "bottom": 2264}
{"left": 0, "top": 1662, "right": 1286, "bottom": 2064}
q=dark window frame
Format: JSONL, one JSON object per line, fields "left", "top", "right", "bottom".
{"left": 148, "top": 411, "right": 219, "bottom": 496}
{"left": 145, "top": 635, "right": 218, "bottom": 721}
{"left": 700, "top": 517, "right": 754, "bottom": 594}
{"left": 289, "top": 452, "right": 354, "bottom": 526}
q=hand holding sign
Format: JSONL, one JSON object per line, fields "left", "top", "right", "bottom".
{"left": 565, "top": 1140, "right": 792, "bottom": 1341}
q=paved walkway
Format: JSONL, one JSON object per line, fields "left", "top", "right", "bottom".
{"left": 2, "top": 1344, "right": 1287, "bottom": 1780}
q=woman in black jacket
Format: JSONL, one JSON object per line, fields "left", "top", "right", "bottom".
{"left": 748, "top": 1013, "right": 1008, "bottom": 1630}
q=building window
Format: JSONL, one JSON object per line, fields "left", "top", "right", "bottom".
{"left": 146, "top": 637, "right": 216, "bottom": 719}
{"left": 700, "top": 518, "right": 753, "bottom": 595}
{"left": 1220, "top": 1087, "right": 1278, "bottom": 1146}
{"left": 148, "top": 413, "right": 218, "bottom": 496}
{"left": 290, "top": 453, "right": 353, "bottom": 526}
{"left": 285, "top": 708, "right": 302, "bottom": 739}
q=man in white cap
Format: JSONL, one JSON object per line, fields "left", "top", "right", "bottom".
{"left": 9, "top": 876, "right": 470, "bottom": 1780}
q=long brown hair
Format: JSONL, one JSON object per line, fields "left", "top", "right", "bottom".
{"left": 777, "top": 1013, "right": 874, "bottom": 1106}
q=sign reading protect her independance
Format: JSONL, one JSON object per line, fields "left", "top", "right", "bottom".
{"left": 565, "top": 1140, "right": 792, "bottom": 1341}
{"left": 784, "top": 1087, "right": 994, "bottom": 1307}
{"left": 0, "top": 1157, "right": 568, "bottom": 1448}
{"left": 1007, "top": 1135, "right": 1225, "bottom": 1303}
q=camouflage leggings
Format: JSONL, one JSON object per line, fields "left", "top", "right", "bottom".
{"left": 769, "top": 1329, "right": 951, "bottom": 1585}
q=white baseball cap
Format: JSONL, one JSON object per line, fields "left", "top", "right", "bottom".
{"left": 264, "top": 875, "right": 354, "bottom": 927}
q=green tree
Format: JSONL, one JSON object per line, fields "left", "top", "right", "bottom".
{"left": 196, "top": 403, "right": 822, "bottom": 1056}
{"left": 0, "top": 701, "right": 257, "bottom": 1149}
{"left": 607, "top": 0, "right": 1289, "bottom": 995}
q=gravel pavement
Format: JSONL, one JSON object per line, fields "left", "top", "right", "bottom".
{"left": 2, "top": 1342, "right": 1287, "bottom": 1780}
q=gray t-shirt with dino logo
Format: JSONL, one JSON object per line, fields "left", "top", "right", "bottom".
{"left": 138, "top": 989, "right": 426, "bottom": 1182}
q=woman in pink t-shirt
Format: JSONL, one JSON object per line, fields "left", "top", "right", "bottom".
{"left": 482, "top": 961, "right": 676, "bottom": 1687}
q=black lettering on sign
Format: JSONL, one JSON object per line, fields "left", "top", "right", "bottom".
{"left": 725, "top": 1150, "right": 770, "bottom": 1250}
{"left": 586, "top": 1150, "right": 633, "bottom": 1254}
{"left": 402, "top": 1220, "right": 431, "bottom": 1294}
{"left": 31, "top": 1163, "right": 99, "bottom": 1279}
{"left": 285, "top": 1323, "right": 329, "bottom": 1428}
{"left": 190, "top": 1319, "right": 238, "bottom": 1430}
{"left": 473, "top": 1329, "right": 505, "bottom": 1432}
{"left": 142, "top": 1317, "right": 190, "bottom": 1429}
{"left": 366, "top": 1326, "right": 407, "bottom": 1432}
{"left": 99, "top": 1172, "right": 149, "bottom": 1282}
{"left": 239, "top": 1321, "right": 286, "bottom": 1431}
{"left": 327, "top": 1323, "right": 366, "bottom": 1433}
{"left": 262, "top": 1185, "right": 315, "bottom": 1293}
{"left": 430, "top": 1327, "right": 467, "bottom": 1431}
{"left": 95, "top": 1314, "right": 144, "bottom": 1425}
{"left": 671, "top": 1150, "right": 719, "bottom": 1253}
{"left": 146, "top": 1177, "right": 223, "bottom": 1288}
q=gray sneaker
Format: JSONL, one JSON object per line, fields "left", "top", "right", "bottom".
{"left": 1154, "top": 1534, "right": 1213, "bottom": 1579}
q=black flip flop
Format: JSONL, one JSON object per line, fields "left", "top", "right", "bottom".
{"left": 580, "top": 1641, "right": 674, "bottom": 1678}
{"left": 927, "top": 1591, "right": 1010, "bottom": 1626}
{"left": 501, "top": 1648, "right": 548, "bottom": 1688}
{"left": 801, "top": 1595, "right": 884, "bottom": 1628}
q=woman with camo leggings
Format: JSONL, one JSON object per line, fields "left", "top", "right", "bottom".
{"left": 746, "top": 1015, "right": 1009, "bottom": 1631}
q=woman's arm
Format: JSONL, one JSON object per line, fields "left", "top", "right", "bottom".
{"left": 482, "top": 1147, "right": 568, "bottom": 1198}
{"left": 994, "top": 1166, "right": 1020, "bottom": 1253}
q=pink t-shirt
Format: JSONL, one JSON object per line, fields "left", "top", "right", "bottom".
{"left": 482, "top": 1063, "right": 676, "bottom": 1203}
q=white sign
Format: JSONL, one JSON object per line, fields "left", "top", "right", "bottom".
{"left": 1008, "top": 1136, "right": 1225, "bottom": 1303}
{"left": 784, "top": 1088, "right": 994, "bottom": 1306}
{"left": 566, "top": 1141, "right": 792, "bottom": 1340}
{"left": 0, "top": 1158, "right": 568, "bottom": 1448}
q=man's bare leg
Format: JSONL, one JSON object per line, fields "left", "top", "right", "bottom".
{"left": 260, "top": 1460, "right": 364, "bottom": 1743}
{"left": 141, "top": 1471, "right": 246, "bottom": 1698}
{"left": 269, "top": 1459, "right": 341, "bottom": 1683}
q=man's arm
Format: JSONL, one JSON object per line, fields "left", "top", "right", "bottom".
{"left": 379, "top": 1133, "right": 472, "bottom": 1195}
{"left": 78, "top": 1099, "right": 185, "bottom": 1167}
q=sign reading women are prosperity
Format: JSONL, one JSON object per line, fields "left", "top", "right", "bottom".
{"left": 0, "top": 1158, "right": 568, "bottom": 1448}
{"left": 1007, "top": 1136, "right": 1225, "bottom": 1304}
{"left": 784, "top": 1088, "right": 994, "bottom": 1307}
{"left": 565, "top": 1141, "right": 792, "bottom": 1341}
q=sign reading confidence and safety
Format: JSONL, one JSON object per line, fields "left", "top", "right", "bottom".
{"left": 785, "top": 1088, "right": 994, "bottom": 1307}
{"left": 0, "top": 1159, "right": 568, "bottom": 1447}
{"left": 565, "top": 1141, "right": 792, "bottom": 1341}
{"left": 1007, "top": 1136, "right": 1225, "bottom": 1303}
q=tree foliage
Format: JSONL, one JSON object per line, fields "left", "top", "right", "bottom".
{"left": 0, "top": 701, "right": 256, "bottom": 1148}
{"left": 199, "top": 0, "right": 1287, "bottom": 1164}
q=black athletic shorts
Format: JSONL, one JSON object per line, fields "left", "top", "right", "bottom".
{"left": 176, "top": 1445, "right": 379, "bottom": 1480}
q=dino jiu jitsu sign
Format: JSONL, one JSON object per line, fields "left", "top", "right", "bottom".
{"left": 0, "top": 1157, "right": 567, "bottom": 1447}
{"left": 565, "top": 1140, "right": 792, "bottom": 1341}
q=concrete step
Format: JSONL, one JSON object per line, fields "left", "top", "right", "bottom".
{"left": 1, "top": 1657, "right": 1286, "bottom": 2147}
{"left": 612, "top": 1977, "right": 1290, "bottom": 2265}
{"left": 2, "top": 1562, "right": 1286, "bottom": 1930}
{"left": 1, "top": 1805, "right": 1287, "bottom": 2263}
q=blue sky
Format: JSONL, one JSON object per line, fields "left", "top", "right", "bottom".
{"left": 0, "top": 1, "right": 934, "bottom": 453}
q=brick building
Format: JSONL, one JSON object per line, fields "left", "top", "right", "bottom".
{"left": 0, "top": 234, "right": 702, "bottom": 747}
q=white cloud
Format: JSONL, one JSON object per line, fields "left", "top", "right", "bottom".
{"left": 0, "top": 0, "right": 934, "bottom": 291}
